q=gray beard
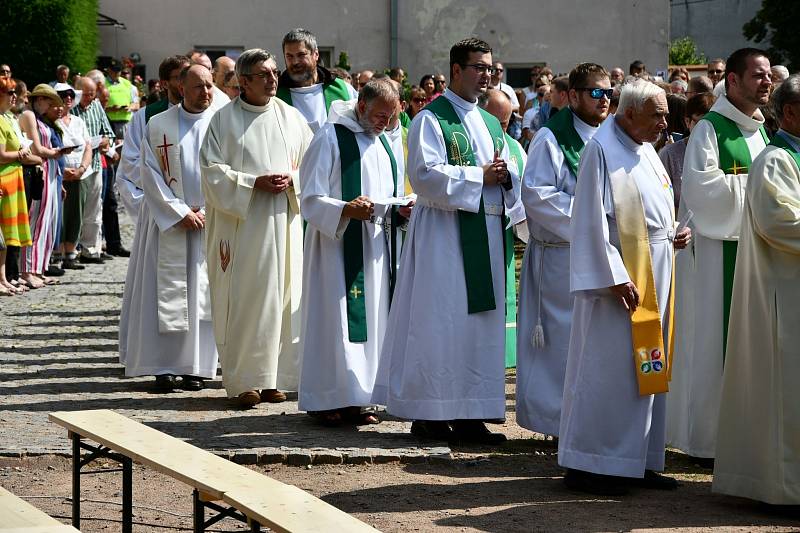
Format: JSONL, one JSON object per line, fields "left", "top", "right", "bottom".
{"left": 288, "top": 69, "right": 314, "bottom": 84}
{"left": 357, "top": 114, "right": 379, "bottom": 138}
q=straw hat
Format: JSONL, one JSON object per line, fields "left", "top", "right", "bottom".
{"left": 29, "top": 83, "right": 64, "bottom": 106}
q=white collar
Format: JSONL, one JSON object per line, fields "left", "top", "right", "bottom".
{"left": 444, "top": 88, "right": 477, "bottom": 111}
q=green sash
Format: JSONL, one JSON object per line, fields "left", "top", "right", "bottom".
{"left": 504, "top": 133, "right": 523, "bottom": 368}
{"left": 334, "top": 124, "right": 398, "bottom": 342}
{"left": 544, "top": 107, "right": 584, "bottom": 177}
{"left": 276, "top": 78, "right": 352, "bottom": 112}
{"left": 425, "top": 95, "right": 506, "bottom": 314}
{"left": 771, "top": 131, "right": 800, "bottom": 170}
{"left": 144, "top": 99, "right": 169, "bottom": 124}
{"left": 703, "top": 111, "right": 769, "bottom": 361}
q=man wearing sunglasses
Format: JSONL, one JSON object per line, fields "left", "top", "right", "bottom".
{"left": 516, "top": 63, "right": 611, "bottom": 446}
{"left": 373, "top": 38, "right": 523, "bottom": 445}
{"left": 277, "top": 28, "right": 357, "bottom": 132}
{"left": 489, "top": 62, "right": 519, "bottom": 113}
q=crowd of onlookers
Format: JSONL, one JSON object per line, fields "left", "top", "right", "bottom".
{"left": 0, "top": 62, "right": 131, "bottom": 297}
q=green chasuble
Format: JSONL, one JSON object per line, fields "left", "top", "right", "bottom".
{"left": 544, "top": 107, "right": 585, "bottom": 177}
{"left": 425, "top": 96, "right": 507, "bottom": 314}
{"left": 703, "top": 111, "right": 769, "bottom": 360}
{"left": 333, "top": 124, "right": 398, "bottom": 342}
{"left": 770, "top": 131, "right": 800, "bottom": 170}
{"left": 144, "top": 98, "right": 169, "bottom": 124}
{"left": 503, "top": 133, "right": 524, "bottom": 368}
{"left": 276, "top": 78, "right": 351, "bottom": 112}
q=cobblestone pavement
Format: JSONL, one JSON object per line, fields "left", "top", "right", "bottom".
{"left": 1, "top": 214, "right": 532, "bottom": 464}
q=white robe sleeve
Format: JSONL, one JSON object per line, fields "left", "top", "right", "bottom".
{"left": 682, "top": 120, "right": 747, "bottom": 239}
{"left": 200, "top": 113, "right": 256, "bottom": 220}
{"left": 299, "top": 125, "right": 349, "bottom": 240}
{"left": 407, "top": 111, "right": 484, "bottom": 212}
{"left": 140, "top": 130, "right": 191, "bottom": 232}
{"left": 748, "top": 148, "right": 800, "bottom": 254}
{"left": 569, "top": 140, "right": 630, "bottom": 292}
{"left": 522, "top": 129, "right": 574, "bottom": 241}
{"left": 118, "top": 109, "right": 146, "bottom": 215}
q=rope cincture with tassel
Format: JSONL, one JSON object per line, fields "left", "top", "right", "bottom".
{"left": 532, "top": 240, "right": 547, "bottom": 349}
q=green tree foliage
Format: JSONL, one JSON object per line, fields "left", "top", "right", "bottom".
{"left": 669, "top": 37, "right": 707, "bottom": 65}
{"left": 336, "top": 52, "right": 351, "bottom": 72}
{"left": 0, "top": 0, "right": 99, "bottom": 86}
{"left": 744, "top": 0, "right": 800, "bottom": 72}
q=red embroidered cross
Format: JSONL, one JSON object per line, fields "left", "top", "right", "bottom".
{"left": 157, "top": 134, "right": 174, "bottom": 177}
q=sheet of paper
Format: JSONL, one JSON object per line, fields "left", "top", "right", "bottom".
{"left": 373, "top": 193, "right": 416, "bottom": 208}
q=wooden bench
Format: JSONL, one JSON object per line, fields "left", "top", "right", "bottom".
{"left": 49, "top": 409, "right": 378, "bottom": 532}
{"left": 0, "top": 484, "right": 80, "bottom": 533}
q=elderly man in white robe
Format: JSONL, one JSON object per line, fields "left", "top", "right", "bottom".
{"left": 119, "top": 64, "right": 218, "bottom": 392}
{"left": 713, "top": 75, "right": 800, "bottom": 505}
{"left": 372, "top": 38, "right": 523, "bottom": 444}
{"left": 117, "top": 55, "right": 190, "bottom": 223}
{"left": 298, "top": 79, "right": 405, "bottom": 426}
{"left": 277, "top": 28, "right": 357, "bottom": 132}
{"left": 201, "top": 49, "right": 313, "bottom": 408}
{"left": 516, "top": 63, "right": 610, "bottom": 439}
{"left": 667, "top": 48, "right": 771, "bottom": 464}
{"left": 559, "top": 80, "right": 691, "bottom": 495}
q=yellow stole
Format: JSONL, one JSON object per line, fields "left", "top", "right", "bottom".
{"left": 608, "top": 159, "right": 676, "bottom": 395}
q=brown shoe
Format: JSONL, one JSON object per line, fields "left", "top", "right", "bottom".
{"left": 260, "top": 389, "right": 287, "bottom": 403}
{"left": 236, "top": 390, "right": 261, "bottom": 408}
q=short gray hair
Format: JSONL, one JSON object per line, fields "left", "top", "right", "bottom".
{"left": 282, "top": 28, "right": 318, "bottom": 52}
{"left": 358, "top": 78, "right": 399, "bottom": 106}
{"left": 84, "top": 69, "right": 105, "bottom": 86}
{"left": 772, "top": 65, "right": 790, "bottom": 83}
{"left": 617, "top": 78, "right": 665, "bottom": 114}
{"left": 772, "top": 74, "right": 800, "bottom": 121}
{"left": 235, "top": 48, "right": 275, "bottom": 78}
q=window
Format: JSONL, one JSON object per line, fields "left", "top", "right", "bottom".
{"left": 197, "top": 47, "right": 245, "bottom": 64}
{"left": 506, "top": 63, "right": 547, "bottom": 89}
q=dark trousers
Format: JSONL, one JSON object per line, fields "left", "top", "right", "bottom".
{"left": 6, "top": 245, "right": 20, "bottom": 280}
{"left": 101, "top": 164, "right": 122, "bottom": 251}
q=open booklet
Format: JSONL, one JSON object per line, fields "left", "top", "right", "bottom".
{"left": 372, "top": 193, "right": 416, "bottom": 210}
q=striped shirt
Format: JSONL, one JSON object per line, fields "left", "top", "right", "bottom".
{"left": 71, "top": 99, "right": 115, "bottom": 172}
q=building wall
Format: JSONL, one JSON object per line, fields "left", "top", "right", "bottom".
{"left": 670, "top": 0, "right": 764, "bottom": 62}
{"left": 99, "top": 0, "right": 669, "bottom": 88}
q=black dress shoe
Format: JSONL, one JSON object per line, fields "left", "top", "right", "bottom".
{"left": 62, "top": 258, "right": 86, "bottom": 270}
{"left": 108, "top": 247, "right": 131, "bottom": 257}
{"left": 181, "top": 375, "right": 205, "bottom": 391}
{"left": 100, "top": 252, "right": 114, "bottom": 260}
{"left": 630, "top": 470, "right": 678, "bottom": 490}
{"left": 79, "top": 254, "right": 104, "bottom": 264}
{"left": 154, "top": 374, "right": 177, "bottom": 393}
{"left": 45, "top": 265, "right": 65, "bottom": 276}
{"left": 410, "top": 420, "right": 453, "bottom": 441}
{"left": 564, "top": 468, "right": 629, "bottom": 496}
{"left": 450, "top": 420, "right": 507, "bottom": 445}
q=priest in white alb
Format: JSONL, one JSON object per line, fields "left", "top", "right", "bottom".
{"left": 559, "top": 80, "right": 690, "bottom": 495}
{"left": 667, "top": 48, "right": 771, "bottom": 462}
{"left": 371, "top": 38, "right": 522, "bottom": 444}
{"left": 119, "top": 64, "right": 218, "bottom": 392}
{"left": 298, "top": 78, "right": 405, "bottom": 426}
{"left": 201, "top": 49, "right": 313, "bottom": 408}
{"left": 515, "top": 63, "right": 610, "bottom": 438}
{"left": 713, "top": 75, "right": 800, "bottom": 505}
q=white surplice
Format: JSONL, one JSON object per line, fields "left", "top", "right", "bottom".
{"left": 286, "top": 83, "right": 358, "bottom": 132}
{"left": 200, "top": 96, "right": 313, "bottom": 397}
{"left": 515, "top": 112, "right": 598, "bottom": 437}
{"left": 558, "top": 115, "right": 675, "bottom": 478}
{"left": 119, "top": 104, "right": 218, "bottom": 378}
{"left": 117, "top": 107, "right": 148, "bottom": 221}
{"left": 713, "top": 135, "right": 800, "bottom": 505}
{"left": 667, "top": 95, "right": 767, "bottom": 458}
{"left": 297, "top": 100, "right": 404, "bottom": 412}
{"left": 371, "top": 89, "right": 522, "bottom": 421}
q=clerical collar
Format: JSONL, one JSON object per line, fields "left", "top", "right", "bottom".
{"left": 713, "top": 95, "right": 765, "bottom": 132}
{"left": 179, "top": 103, "right": 211, "bottom": 120}
{"left": 444, "top": 88, "right": 476, "bottom": 111}
{"left": 570, "top": 107, "right": 600, "bottom": 136}
{"left": 611, "top": 115, "right": 644, "bottom": 152}
{"left": 237, "top": 96, "right": 273, "bottom": 113}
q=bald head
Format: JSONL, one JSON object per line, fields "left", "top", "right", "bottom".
{"left": 213, "top": 56, "right": 236, "bottom": 89}
{"left": 189, "top": 51, "right": 213, "bottom": 71}
{"left": 479, "top": 88, "right": 513, "bottom": 131}
{"left": 77, "top": 77, "right": 97, "bottom": 108}
{"left": 180, "top": 64, "right": 214, "bottom": 113}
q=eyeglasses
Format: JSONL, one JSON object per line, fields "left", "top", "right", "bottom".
{"left": 462, "top": 64, "right": 495, "bottom": 75}
{"left": 576, "top": 87, "right": 613, "bottom": 99}
{"left": 245, "top": 69, "right": 280, "bottom": 80}
{"left": 412, "top": 97, "right": 427, "bottom": 103}
{"left": 708, "top": 69, "right": 724, "bottom": 74}
{"left": 434, "top": 79, "right": 446, "bottom": 84}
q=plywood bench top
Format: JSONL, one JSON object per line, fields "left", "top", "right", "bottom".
{"left": 0, "top": 485, "right": 79, "bottom": 532}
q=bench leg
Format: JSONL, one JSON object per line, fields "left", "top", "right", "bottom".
{"left": 71, "top": 434, "right": 81, "bottom": 530}
{"left": 122, "top": 456, "right": 133, "bottom": 533}
{"left": 193, "top": 489, "right": 204, "bottom": 533}
{"left": 250, "top": 520, "right": 261, "bottom": 532}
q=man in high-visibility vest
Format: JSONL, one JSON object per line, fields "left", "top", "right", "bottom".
{"left": 105, "top": 59, "right": 138, "bottom": 140}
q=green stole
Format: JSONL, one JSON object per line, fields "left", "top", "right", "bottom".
{"left": 703, "top": 111, "right": 769, "bottom": 360}
{"left": 544, "top": 107, "right": 584, "bottom": 177}
{"left": 144, "top": 98, "right": 169, "bottom": 124}
{"left": 276, "top": 78, "right": 351, "bottom": 112}
{"left": 504, "top": 133, "right": 523, "bottom": 368}
{"left": 425, "top": 95, "right": 506, "bottom": 314}
{"left": 334, "top": 124, "right": 398, "bottom": 343}
{"left": 771, "top": 131, "right": 800, "bottom": 169}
